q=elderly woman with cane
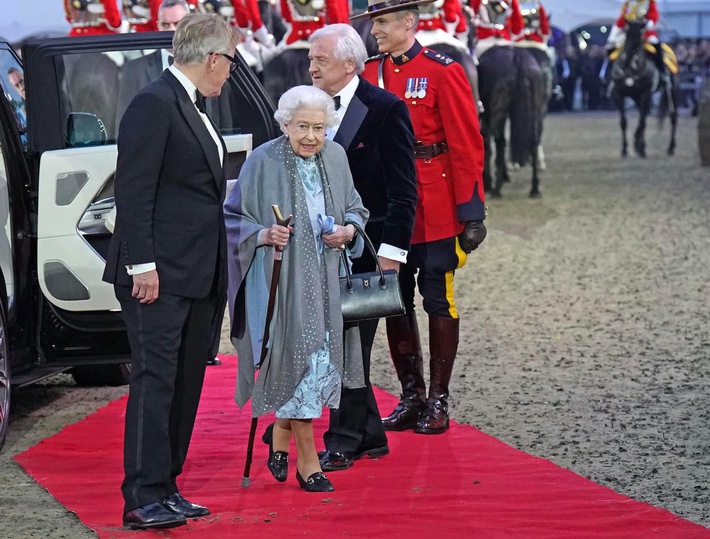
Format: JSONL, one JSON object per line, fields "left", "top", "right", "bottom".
{"left": 225, "top": 85, "right": 368, "bottom": 492}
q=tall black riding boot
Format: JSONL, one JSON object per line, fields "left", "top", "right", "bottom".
{"left": 414, "top": 317, "right": 459, "bottom": 435}
{"left": 654, "top": 43, "right": 669, "bottom": 83}
{"left": 382, "top": 311, "right": 426, "bottom": 431}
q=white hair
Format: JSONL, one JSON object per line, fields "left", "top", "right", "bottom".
{"left": 274, "top": 85, "right": 338, "bottom": 134}
{"left": 309, "top": 23, "right": 368, "bottom": 75}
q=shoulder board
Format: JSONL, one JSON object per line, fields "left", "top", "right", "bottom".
{"left": 423, "top": 49, "right": 456, "bottom": 66}
{"left": 365, "top": 53, "right": 387, "bottom": 63}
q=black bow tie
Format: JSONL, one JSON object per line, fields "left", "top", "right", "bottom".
{"left": 194, "top": 91, "right": 206, "bottom": 114}
{"left": 167, "top": 55, "right": 174, "bottom": 66}
{"left": 333, "top": 95, "right": 341, "bottom": 111}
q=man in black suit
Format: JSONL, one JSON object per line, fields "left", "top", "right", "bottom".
{"left": 308, "top": 23, "right": 418, "bottom": 471}
{"left": 102, "top": 13, "right": 237, "bottom": 530}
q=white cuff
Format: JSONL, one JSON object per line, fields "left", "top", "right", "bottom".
{"left": 126, "top": 262, "right": 156, "bottom": 275}
{"left": 377, "top": 243, "right": 407, "bottom": 263}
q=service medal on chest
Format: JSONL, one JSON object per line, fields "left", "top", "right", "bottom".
{"left": 405, "top": 77, "right": 428, "bottom": 99}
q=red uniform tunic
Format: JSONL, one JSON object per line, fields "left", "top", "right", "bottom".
{"left": 514, "top": 2, "right": 550, "bottom": 44}
{"left": 417, "top": 0, "right": 467, "bottom": 35}
{"left": 471, "top": 0, "right": 523, "bottom": 41}
{"left": 363, "top": 42, "right": 485, "bottom": 244}
{"left": 124, "top": 0, "right": 160, "bottom": 33}
{"left": 66, "top": 0, "right": 122, "bottom": 36}
{"left": 615, "top": 0, "right": 659, "bottom": 42}
{"left": 280, "top": 0, "right": 349, "bottom": 45}
{"left": 232, "top": 0, "right": 266, "bottom": 31}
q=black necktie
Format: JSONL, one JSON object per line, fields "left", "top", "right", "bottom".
{"left": 195, "top": 91, "right": 206, "bottom": 114}
{"left": 333, "top": 95, "right": 341, "bottom": 111}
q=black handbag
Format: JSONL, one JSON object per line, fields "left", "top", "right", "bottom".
{"left": 339, "top": 223, "right": 405, "bottom": 322}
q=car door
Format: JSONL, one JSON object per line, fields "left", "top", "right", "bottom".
{"left": 23, "top": 33, "right": 277, "bottom": 316}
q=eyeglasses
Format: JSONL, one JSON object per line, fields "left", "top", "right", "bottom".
{"left": 293, "top": 123, "right": 326, "bottom": 135}
{"left": 210, "top": 52, "right": 238, "bottom": 72}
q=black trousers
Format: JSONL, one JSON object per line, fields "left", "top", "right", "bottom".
{"left": 324, "top": 317, "right": 388, "bottom": 454}
{"left": 117, "top": 285, "right": 218, "bottom": 512}
{"left": 324, "top": 221, "right": 389, "bottom": 454}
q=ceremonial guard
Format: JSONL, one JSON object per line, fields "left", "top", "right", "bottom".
{"left": 470, "top": 0, "right": 523, "bottom": 58}
{"left": 199, "top": 0, "right": 275, "bottom": 70}
{"left": 513, "top": 1, "right": 550, "bottom": 46}
{"left": 65, "top": 0, "right": 123, "bottom": 36}
{"left": 606, "top": 0, "right": 670, "bottom": 81}
{"left": 355, "top": 0, "right": 487, "bottom": 435}
{"left": 231, "top": 0, "right": 275, "bottom": 47}
{"left": 279, "top": 0, "right": 349, "bottom": 45}
{"left": 417, "top": 0, "right": 469, "bottom": 45}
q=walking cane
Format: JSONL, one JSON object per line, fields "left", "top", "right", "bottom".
{"left": 242, "top": 204, "right": 292, "bottom": 487}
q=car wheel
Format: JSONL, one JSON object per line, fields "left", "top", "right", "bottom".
{"left": 71, "top": 363, "right": 131, "bottom": 387}
{"left": 0, "top": 301, "right": 10, "bottom": 452}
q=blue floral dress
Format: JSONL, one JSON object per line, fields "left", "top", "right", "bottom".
{"left": 274, "top": 155, "right": 342, "bottom": 419}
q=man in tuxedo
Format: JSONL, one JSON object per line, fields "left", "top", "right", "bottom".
{"left": 116, "top": 0, "right": 230, "bottom": 367}
{"left": 308, "top": 24, "right": 418, "bottom": 471}
{"left": 102, "top": 13, "right": 236, "bottom": 529}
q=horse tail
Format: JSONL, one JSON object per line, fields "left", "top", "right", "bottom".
{"left": 509, "top": 50, "right": 537, "bottom": 167}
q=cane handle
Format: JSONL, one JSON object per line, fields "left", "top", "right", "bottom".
{"left": 271, "top": 204, "right": 292, "bottom": 227}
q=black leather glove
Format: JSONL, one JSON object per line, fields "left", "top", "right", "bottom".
{"left": 458, "top": 220, "right": 487, "bottom": 254}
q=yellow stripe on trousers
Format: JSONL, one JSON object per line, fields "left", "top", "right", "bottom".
{"left": 446, "top": 238, "right": 468, "bottom": 318}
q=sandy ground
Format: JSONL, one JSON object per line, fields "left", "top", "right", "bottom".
{"left": 0, "top": 111, "right": 708, "bottom": 537}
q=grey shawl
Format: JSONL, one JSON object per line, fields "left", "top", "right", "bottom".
{"left": 225, "top": 136, "right": 368, "bottom": 416}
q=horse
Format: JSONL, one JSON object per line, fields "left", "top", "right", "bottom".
{"left": 477, "top": 44, "right": 546, "bottom": 197}
{"left": 609, "top": 19, "right": 678, "bottom": 158}
{"left": 508, "top": 47, "right": 547, "bottom": 196}
{"left": 260, "top": 45, "right": 312, "bottom": 106}
{"left": 511, "top": 44, "right": 553, "bottom": 170}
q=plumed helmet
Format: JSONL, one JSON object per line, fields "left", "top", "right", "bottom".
{"left": 623, "top": 0, "right": 651, "bottom": 23}
{"left": 520, "top": 2, "right": 540, "bottom": 30}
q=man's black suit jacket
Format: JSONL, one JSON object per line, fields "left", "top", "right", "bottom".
{"left": 103, "top": 69, "right": 227, "bottom": 299}
{"left": 334, "top": 77, "right": 417, "bottom": 271}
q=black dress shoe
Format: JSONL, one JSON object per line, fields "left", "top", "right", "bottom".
{"left": 354, "top": 444, "right": 390, "bottom": 460}
{"left": 382, "top": 398, "right": 426, "bottom": 431}
{"left": 263, "top": 422, "right": 288, "bottom": 482}
{"left": 206, "top": 356, "right": 222, "bottom": 366}
{"left": 123, "top": 502, "right": 187, "bottom": 530}
{"left": 296, "top": 470, "right": 335, "bottom": 492}
{"left": 163, "top": 493, "right": 210, "bottom": 518}
{"left": 318, "top": 450, "right": 354, "bottom": 471}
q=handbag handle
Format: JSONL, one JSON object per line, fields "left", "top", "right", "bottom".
{"left": 340, "top": 222, "right": 390, "bottom": 291}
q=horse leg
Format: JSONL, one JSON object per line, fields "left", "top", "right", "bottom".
{"left": 537, "top": 143, "right": 546, "bottom": 170}
{"left": 668, "top": 89, "right": 678, "bottom": 156}
{"left": 482, "top": 132, "right": 493, "bottom": 193}
{"left": 495, "top": 135, "right": 510, "bottom": 183}
{"left": 530, "top": 144, "right": 541, "bottom": 198}
{"left": 618, "top": 98, "right": 628, "bottom": 158}
{"left": 634, "top": 99, "right": 648, "bottom": 158}
{"left": 492, "top": 135, "right": 507, "bottom": 197}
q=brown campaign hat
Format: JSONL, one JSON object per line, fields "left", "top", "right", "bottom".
{"left": 350, "top": 0, "right": 436, "bottom": 21}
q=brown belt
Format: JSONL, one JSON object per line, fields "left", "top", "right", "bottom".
{"left": 414, "top": 141, "right": 448, "bottom": 159}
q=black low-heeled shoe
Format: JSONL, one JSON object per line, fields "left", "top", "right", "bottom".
{"left": 263, "top": 422, "right": 288, "bottom": 482}
{"left": 296, "top": 470, "right": 335, "bottom": 492}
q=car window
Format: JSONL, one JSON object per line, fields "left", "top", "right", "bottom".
{"left": 55, "top": 48, "right": 250, "bottom": 148}
{"left": 0, "top": 49, "right": 27, "bottom": 149}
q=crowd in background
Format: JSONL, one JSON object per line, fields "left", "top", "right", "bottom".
{"left": 550, "top": 38, "right": 710, "bottom": 115}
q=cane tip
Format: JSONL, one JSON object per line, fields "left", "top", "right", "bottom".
{"left": 242, "top": 477, "right": 251, "bottom": 488}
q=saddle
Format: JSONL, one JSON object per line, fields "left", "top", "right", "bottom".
{"left": 609, "top": 42, "right": 679, "bottom": 74}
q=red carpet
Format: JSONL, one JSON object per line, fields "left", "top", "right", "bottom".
{"left": 15, "top": 356, "right": 710, "bottom": 538}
